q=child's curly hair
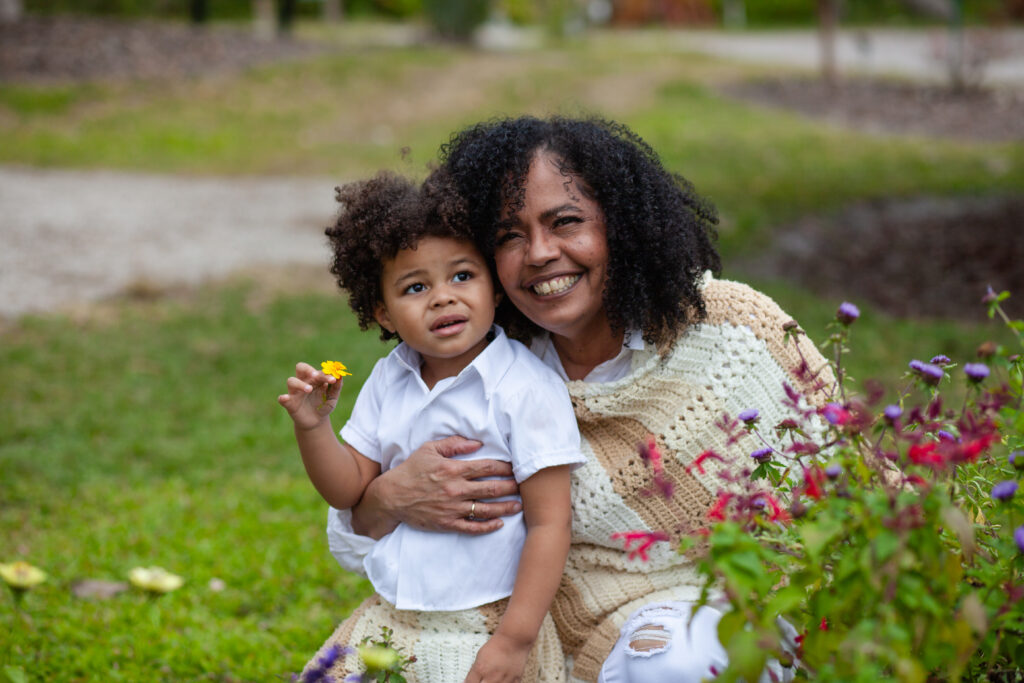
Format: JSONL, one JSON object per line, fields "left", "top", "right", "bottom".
{"left": 326, "top": 171, "right": 473, "bottom": 341}
{"left": 435, "top": 115, "right": 721, "bottom": 347}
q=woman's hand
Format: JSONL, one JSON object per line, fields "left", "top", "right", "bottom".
{"left": 463, "top": 632, "right": 532, "bottom": 683}
{"left": 351, "top": 435, "right": 522, "bottom": 539}
{"left": 277, "top": 362, "right": 342, "bottom": 431}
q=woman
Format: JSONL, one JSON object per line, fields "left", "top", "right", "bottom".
{"left": 308, "top": 116, "right": 829, "bottom": 682}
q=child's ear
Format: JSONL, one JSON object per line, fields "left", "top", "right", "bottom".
{"left": 374, "top": 303, "right": 396, "bottom": 334}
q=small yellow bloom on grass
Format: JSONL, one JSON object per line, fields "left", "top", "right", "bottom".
{"left": 129, "top": 567, "right": 184, "bottom": 594}
{"left": 0, "top": 561, "right": 47, "bottom": 590}
{"left": 321, "top": 361, "right": 352, "bottom": 379}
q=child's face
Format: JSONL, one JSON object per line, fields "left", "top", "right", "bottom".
{"left": 374, "top": 236, "right": 499, "bottom": 370}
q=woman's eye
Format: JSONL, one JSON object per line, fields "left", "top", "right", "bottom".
{"left": 453, "top": 271, "right": 472, "bottom": 283}
{"left": 553, "top": 215, "right": 581, "bottom": 228}
{"left": 495, "top": 231, "right": 522, "bottom": 247}
{"left": 403, "top": 283, "right": 426, "bottom": 295}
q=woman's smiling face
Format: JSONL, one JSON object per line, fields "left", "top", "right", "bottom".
{"left": 493, "top": 152, "right": 611, "bottom": 343}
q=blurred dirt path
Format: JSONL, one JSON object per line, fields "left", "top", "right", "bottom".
{"left": 0, "top": 166, "right": 340, "bottom": 318}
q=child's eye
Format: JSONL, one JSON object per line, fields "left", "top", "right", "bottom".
{"left": 453, "top": 271, "right": 472, "bottom": 283}
{"left": 403, "top": 283, "right": 426, "bottom": 295}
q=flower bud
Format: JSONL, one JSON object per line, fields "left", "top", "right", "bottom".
{"left": 977, "top": 341, "right": 998, "bottom": 359}
{"left": 836, "top": 302, "right": 860, "bottom": 325}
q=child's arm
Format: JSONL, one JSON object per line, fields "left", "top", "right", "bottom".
{"left": 278, "top": 362, "right": 380, "bottom": 509}
{"left": 463, "top": 465, "right": 573, "bottom": 683}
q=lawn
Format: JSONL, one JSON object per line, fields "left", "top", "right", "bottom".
{"left": 2, "top": 21, "right": 1022, "bottom": 681}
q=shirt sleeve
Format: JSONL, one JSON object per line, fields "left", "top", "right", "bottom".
{"left": 502, "top": 377, "right": 586, "bottom": 483}
{"left": 326, "top": 506, "right": 373, "bottom": 576}
{"left": 338, "top": 356, "right": 386, "bottom": 463}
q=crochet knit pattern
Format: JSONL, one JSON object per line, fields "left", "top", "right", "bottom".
{"left": 301, "top": 278, "right": 832, "bottom": 683}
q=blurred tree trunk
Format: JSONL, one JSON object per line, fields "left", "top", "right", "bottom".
{"left": 277, "top": 0, "right": 297, "bottom": 35}
{"left": 817, "top": 0, "right": 839, "bottom": 90}
{"left": 190, "top": 0, "right": 209, "bottom": 24}
{"left": 946, "top": 0, "right": 966, "bottom": 92}
{"left": 722, "top": 0, "right": 745, "bottom": 28}
{"left": 0, "top": 0, "right": 22, "bottom": 24}
{"left": 253, "top": 0, "right": 275, "bottom": 38}
{"left": 323, "top": 0, "right": 343, "bottom": 22}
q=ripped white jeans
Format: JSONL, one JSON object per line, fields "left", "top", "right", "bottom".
{"left": 597, "top": 601, "right": 798, "bottom": 683}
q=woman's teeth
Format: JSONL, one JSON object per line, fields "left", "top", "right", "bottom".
{"left": 532, "top": 275, "right": 580, "bottom": 296}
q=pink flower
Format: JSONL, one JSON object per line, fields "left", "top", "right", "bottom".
{"left": 687, "top": 450, "right": 724, "bottom": 475}
{"left": 802, "top": 466, "right": 825, "bottom": 500}
{"left": 821, "top": 403, "right": 851, "bottom": 426}
{"left": 908, "top": 442, "right": 944, "bottom": 466}
{"left": 610, "top": 530, "right": 671, "bottom": 562}
{"left": 707, "top": 492, "right": 734, "bottom": 521}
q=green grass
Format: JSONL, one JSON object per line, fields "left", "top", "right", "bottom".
{"left": 3, "top": 24, "right": 1024, "bottom": 680}
{"left": 1, "top": 277, "right": 1010, "bottom": 680}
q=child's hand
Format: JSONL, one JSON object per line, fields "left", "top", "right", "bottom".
{"left": 277, "top": 362, "right": 343, "bottom": 430}
{"left": 463, "top": 633, "right": 531, "bottom": 683}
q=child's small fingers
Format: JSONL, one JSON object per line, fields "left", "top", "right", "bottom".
{"left": 285, "top": 376, "right": 313, "bottom": 394}
{"left": 294, "top": 362, "right": 318, "bottom": 380}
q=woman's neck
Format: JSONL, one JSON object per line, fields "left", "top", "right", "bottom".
{"left": 551, "top": 325, "right": 625, "bottom": 381}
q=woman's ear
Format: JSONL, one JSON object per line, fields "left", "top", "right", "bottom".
{"left": 374, "top": 303, "right": 396, "bottom": 334}
{"left": 494, "top": 290, "right": 503, "bottom": 307}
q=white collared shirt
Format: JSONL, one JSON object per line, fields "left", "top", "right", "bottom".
{"left": 529, "top": 329, "right": 649, "bottom": 383}
{"left": 333, "top": 326, "right": 585, "bottom": 611}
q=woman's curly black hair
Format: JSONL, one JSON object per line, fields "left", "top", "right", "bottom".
{"left": 435, "top": 115, "right": 721, "bottom": 347}
{"left": 326, "top": 171, "right": 474, "bottom": 341}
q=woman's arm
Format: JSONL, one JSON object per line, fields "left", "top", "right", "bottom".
{"left": 463, "top": 465, "right": 573, "bottom": 683}
{"left": 350, "top": 435, "right": 524, "bottom": 539}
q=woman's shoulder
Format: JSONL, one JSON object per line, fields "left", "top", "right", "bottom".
{"left": 698, "top": 276, "right": 791, "bottom": 328}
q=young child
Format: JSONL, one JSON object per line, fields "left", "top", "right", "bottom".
{"left": 278, "top": 172, "right": 585, "bottom": 682}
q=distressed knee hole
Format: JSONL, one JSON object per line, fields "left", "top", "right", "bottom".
{"left": 626, "top": 624, "right": 671, "bottom": 656}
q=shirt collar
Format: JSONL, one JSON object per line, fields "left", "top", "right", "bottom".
{"left": 392, "top": 325, "right": 514, "bottom": 399}
{"left": 531, "top": 328, "right": 645, "bottom": 383}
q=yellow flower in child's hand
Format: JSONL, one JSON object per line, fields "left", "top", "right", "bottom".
{"left": 321, "top": 361, "right": 352, "bottom": 379}
{"left": 0, "top": 561, "right": 47, "bottom": 590}
{"left": 129, "top": 566, "right": 184, "bottom": 594}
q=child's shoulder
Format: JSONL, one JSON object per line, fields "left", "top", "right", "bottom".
{"left": 492, "top": 333, "right": 566, "bottom": 395}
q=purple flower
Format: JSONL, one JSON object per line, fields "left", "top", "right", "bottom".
{"left": 822, "top": 403, "right": 851, "bottom": 426}
{"left": 964, "top": 363, "right": 990, "bottom": 382}
{"left": 909, "top": 359, "right": 944, "bottom": 385}
{"left": 992, "top": 480, "right": 1018, "bottom": 501}
{"left": 836, "top": 301, "right": 860, "bottom": 325}
{"left": 930, "top": 355, "right": 952, "bottom": 366}
{"left": 825, "top": 463, "right": 843, "bottom": 479}
{"left": 1016, "top": 525, "right": 1024, "bottom": 554}
{"left": 938, "top": 430, "right": 957, "bottom": 442}
{"left": 303, "top": 645, "right": 352, "bottom": 683}
{"left": 883, "top": 404, "right": 902, "bottom": 421}
{"left": 751, "top": 447, "right": 773, "bottom": 463}
{"left": 1011, "top": 451, "right": 1024, "bottom": 470}
{"left": 737, "top": 409, "right": 760, "bottom": 424}
{"left": 982, "top": 286, "right": 999, "bottom": 304}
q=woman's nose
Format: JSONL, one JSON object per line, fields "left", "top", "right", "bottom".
{"left": 525, "top": 231, "right": 559, "bottom": 266}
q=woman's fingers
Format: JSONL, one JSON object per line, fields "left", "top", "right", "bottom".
{"left": 430, "top": 435, "right": 484, "bottom": 458}
{"left": 468, "top": 497, "right": 521, "bottom": 519}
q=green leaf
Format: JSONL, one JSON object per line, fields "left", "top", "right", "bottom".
{"left": 766, "top": 585, "right": 806, "bottom": 616}
{"left": 3, "top": 667, "right": 27, "bottom": 683}
{"left": 801, "top": 516, "right": 845, "bottom": 561}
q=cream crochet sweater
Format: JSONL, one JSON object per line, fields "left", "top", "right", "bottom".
{"left": 302, "top": 278, "right": 832, "bottom": 683}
